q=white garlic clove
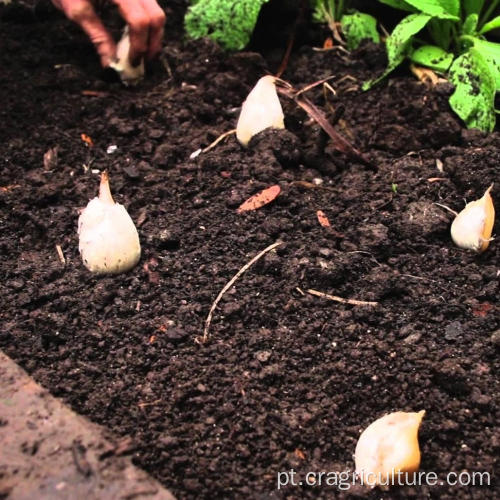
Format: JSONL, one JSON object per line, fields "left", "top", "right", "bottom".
{"left": 355, "top": 410, "right": 425, "bottom": 488}
{"left": 78, "top": 172, "right": 141, "bottom": 274}
{"left": 236, "top": 75, "right": 285, "bottom": 147}
{"left": 109, "top": 27, "right": 145, "bottom": 86}
{"left": 451, "top": 184, "right": 495, "bottom": 253}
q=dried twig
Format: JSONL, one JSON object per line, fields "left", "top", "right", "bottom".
{"left": 400, "top": 274, "right": 436, "bottom": 282}
{"left": 276, "top": 84, "right": 375, "bottom": 169}
{"left": 81, "top": 90, "right": 110, "bottom": 98}
{"left": 138, "top": 399, "right": 162, "bottom": 408}
{"left": 305, "top": 288, "right": 378, "bottom": 306}
{"left": 434, "top": 202, "right": 458, "bottom": 217}
{"left": 293, "top": 76, "right": 337, "bottom": 97}
{"left": 203, "top": 129, "right": 236, "bottom": 153}
{"left": 201, "top": 242, "right": 282, "bottom": 343}
{"left": 190, "top": 129, "right": 236, "bottom": 159}
{"left": 55, "top": 244, "right": 66, "bottom": 265}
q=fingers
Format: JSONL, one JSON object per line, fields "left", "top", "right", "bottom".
{"left": 140, "top": 0, "right": 166, "bottom": 60}
{"left": 53, "top": 0, "right": 166, "bottom": 67}
{"left": 113, "top": 0, "right": 166, "bottom": 64}
{"left": 53, "top": 0, "right": 116, "bottom": 67}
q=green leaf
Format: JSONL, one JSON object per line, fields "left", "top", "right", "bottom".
{"left": 184, "top": 0, "right": 270, "bottom": 50}
{"left": 341, "top": 12, "right": 380, "bottom": 50}
{"left": 410, "top": 45, "right": 453, "bottom": 71}
{"left": 363, "top": 13, "right": 432, "bottom": 89}
{"left": 462, "top": 37, "right": 500, "bottom": 90}
{"left": 462, "top": 13, "right": 478, "bottom": 35}
{"left": 449, "top": 49, "right": 496, "bottom": 132}
{"left": 377, "top": 0, "right": 417, "bottom": 11}
{"left": 403, "top": 0, "right": 459, "bottom": 19}
{"left": 436, "top": 0, "right": 460, "bottom": 17}
{"left": 387, "top": 13, "right": 433, "bottom": 67}
{"left": 463, "top": 0, "right": 484, "bottom": 17}
{"left": 479, "top": 15, "right": 500, "bottom": 34}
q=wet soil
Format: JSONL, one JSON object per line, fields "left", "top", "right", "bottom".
{"left": 0, "top": 1, "right": 498, "bottom": 499}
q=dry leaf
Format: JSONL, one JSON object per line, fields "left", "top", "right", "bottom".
{"left": 317, "top": 210, "right": 331, "bottom": 227}
{"left": 294, "top": 448, "right": 306, "bottom": 460}
{"left": 81, "top": 133, "right": 94, "bottom": 147}
{"left": 237, "top": 185, "right": 281, "bottom": 213}
{"left": 323, "top": 37, "right": 333, "bottom": 49}
{"left": 472, "top": 302, "right": 493, "bottom": 317}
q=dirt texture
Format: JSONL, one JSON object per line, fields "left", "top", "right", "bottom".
{"left": 0, "top": 1, "right": 498, "bottom": 499}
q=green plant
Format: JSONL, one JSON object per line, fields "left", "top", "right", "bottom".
{"left": 312, "top": 0, "right": 380, "bottom": 49}
{"left": 184, "top": 0, "right": 270, "bottom": 50}
{"left": 184, "top": 0, "right": 379, "bottom": 52}
{"left": 366, "top": 0, "right": 500, "bottom": 131}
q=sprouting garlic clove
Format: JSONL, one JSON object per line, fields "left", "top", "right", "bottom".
{"left": 451, "top": 184, "right": 495, "bottom": 253}
{"left": 109, "top": 27, "right": 145, "bottom": 86}
{"left": 78, "top": 171, "right": 141, "bottom": 274}
{"left": 355, "top": 410, "right": 425, "bottom": 488}
{"left": 236, "top": 75, "right": 285, "bottom": 147}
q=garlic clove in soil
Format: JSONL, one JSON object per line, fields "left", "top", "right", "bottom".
{"left": 355, "top": 410, "right": 425, "bottom": 488}
{"left": 236, "top": 75, "right": 285, "bottom": 147}
{"left": 109, "top": 27, "right": 145, "bottom": 85}
{"left": 451, "top": 184, "right": 495, "bottom": 253}
{"left": 78, "top": 171, "right": 141, "bottom": 274}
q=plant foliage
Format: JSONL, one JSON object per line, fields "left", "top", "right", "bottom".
{"left": 312, "top": 1, "right": 380, "bottom": 49}
{"left": 184, "top": 0, "right": 270, "bottom": 50}
{"left": 341, "top": 11, "right": 380, "bottom": 50}
{"left": 367, "top": 0, "right": 500, "bottom": 131}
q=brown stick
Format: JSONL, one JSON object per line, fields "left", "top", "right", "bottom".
{"left": 201, "top": 242, "right": 282, "bottom": 343}
{"left": 305, "top": 288, "right": 378, "bottom": 307}
{"left": 276, "top": 85, "right": 375, "bottom": 169}
{"left": 55, "top": 244, "right": 66, "bottom": 265}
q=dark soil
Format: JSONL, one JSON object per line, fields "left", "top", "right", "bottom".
{"left": 0, "top": 1, "right": 498, "bottom": 499}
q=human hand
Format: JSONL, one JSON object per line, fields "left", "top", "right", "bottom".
{"left": 52, "top": 0, "right": 166, "bottom": 67}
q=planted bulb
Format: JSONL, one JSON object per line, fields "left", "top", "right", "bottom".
{"left": 78, "top": 172, "right": 141, "bottom": 274}
{"left": 236, "top": 75, "right": 285, "bottom": 147}
{"left": 451, "top": 184, "right": 495, "bottom": 252}
{"left": 109, "top": 27, "right": 144, "bottom": 85}
{"left": 355, "top": 410, "right": 425, "bottom": 488}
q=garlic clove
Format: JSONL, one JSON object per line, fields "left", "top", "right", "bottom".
{"left": 78, "top": 172, "right": 141, "bottom": 274}
{"left": 451, "top": 184, "right": 495, "bottom": 252}
{"left": 236, "top": 75, "right": 285, "bottom": 147}
{"left": 354, "top": 410, "right": 425, "bottom": 488}
{"left": 109, "top": 27, "right": 145, "bottom": 86}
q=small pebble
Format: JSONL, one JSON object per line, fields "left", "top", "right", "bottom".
{"left": 255, "top": 350, "right": 271, "bottom": 363}
{"left": 444, "top": 321, "right": 463, "bottom": 341}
